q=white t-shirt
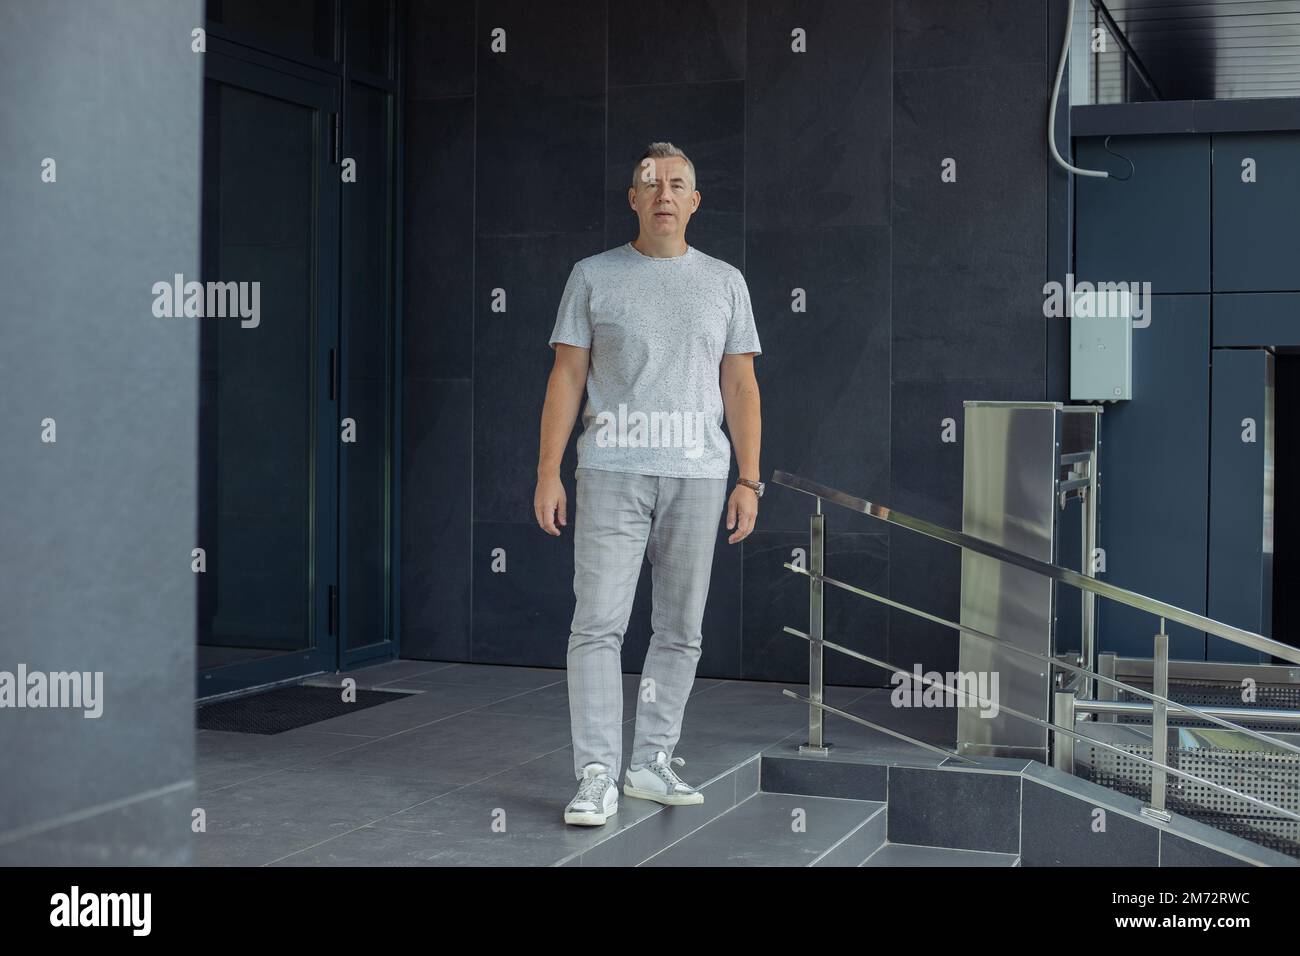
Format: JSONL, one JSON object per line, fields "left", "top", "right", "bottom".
{"left": 548, "top": 242, "right": 762, "bottom": 479}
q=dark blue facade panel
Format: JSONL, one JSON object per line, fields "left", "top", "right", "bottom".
{"left": 1212, "top": 133, "right": 1300, "bottom": 294}
{"left": 1096, "top": 295, "right": 1210, "bottom": 660}
{"left": 1207, "top": 349, "right": 1273, "bottom": 662}
{"left": 1075, "top": 135, "right": 1210, "bottom": 295}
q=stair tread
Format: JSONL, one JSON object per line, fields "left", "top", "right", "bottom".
{"left": 863, "top": 842, "right": 1020, "bottom": 867}
{"left": 641, "top": 792, "right": 884, "bottom": 867}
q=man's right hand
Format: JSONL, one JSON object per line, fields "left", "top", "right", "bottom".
{"left": 534, "top": 473, "right": 567, "bottom": 536}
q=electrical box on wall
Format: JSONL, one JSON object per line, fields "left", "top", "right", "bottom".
{"left": 1070, "top": 288, "right": 1133, "bottom": 402}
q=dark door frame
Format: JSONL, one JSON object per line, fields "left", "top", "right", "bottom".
{"left": 196, "top": 49, "right": 342, "bottom": 699}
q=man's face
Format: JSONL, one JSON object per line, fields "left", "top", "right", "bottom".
{"left": 629, "top": 156, "right": 699, "bottom": 239}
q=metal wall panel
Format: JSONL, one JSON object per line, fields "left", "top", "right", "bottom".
{"left": 1075, "top": 134, "right": 1211, "bottom": 294}
{"left": 1213, "top": 133, "right": 1300, "bottom": 292}
{"left": 1095, "top": 296, "right": 1211, "bottom": 660}
{"left": 959, "top": 404, "right": 1060, "bottom": 760}
{"left": 1208, "top": 348, "right": 1275, "bottom": 661}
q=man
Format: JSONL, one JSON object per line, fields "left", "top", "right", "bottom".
{"left": 534, "top": 142, "right": 764, "bottom": 827}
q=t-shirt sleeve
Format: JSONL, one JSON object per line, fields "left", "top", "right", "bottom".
{"left": 548, "top": 261, "right": 592, "bottom": 349}
{"left": 724, "top": 270, "right": 762, "bottom": 355}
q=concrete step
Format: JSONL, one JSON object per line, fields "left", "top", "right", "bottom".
{"left": 641, "top": 792, "right": 886, "bottom": 866}
{"left": 862, "top": 841, "right": 1020, "bottom": 866}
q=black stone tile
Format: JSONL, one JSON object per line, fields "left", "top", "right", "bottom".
{"left": 888, "top": 378, "right": 1049, "bottom": 520}
{"left": 400, "top": 626, "right": 469, "bottom": 665}
{"left": 404, "top": 96, "right": 474, "bottom": 380}
{"left": 746, "top": 0, "right": 891, "bottom": 230}
{"left": 893, "top": 0, "right": 1047, "bottom": 71}
{"left": 1020, "top": 775, "right": 1159, "bottom": 866}
{"left": 760, "top": 753, "right": 888, "bottom": 800}
{"left": 889, "top": 379, "right": 974, "bottom": 529}
{"left": 746, "top": 225, "right": 891, "bottom": 533}
{"left": 892, "top": 63, "right": 1047, "bottom": 383}
{"left": 609, "top": 0, "right": 745, "bottom": 86}
{"left": 476, "top": 0, "right": 605, "bottom": 97}
{"left": 1160, "top": 832, "right": 1252, "bottom": 867}
{"left": 401, "top": 378, "right": 472, "bottom": 659}
{"left": 472, "top": 3, "right": 604, "bottom": 237}
{"left": 475, "top": 90, "right": 605, "bottom": 237}
{"left": 887, "top": 765, "right": 1020, "bottom": 852}
{"left": 405, "top": 0, "right": 475, "bottom": 100}
{"left": 472, "top": 520, "right": 577, "bottom": 667}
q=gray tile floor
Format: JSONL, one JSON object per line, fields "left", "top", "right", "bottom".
{"left": 194, "top": 660, "right": 956, "bottom": 866}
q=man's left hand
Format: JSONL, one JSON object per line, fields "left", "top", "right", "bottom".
{"left": 726, "top": 485, "right": 758, "bottom": 544}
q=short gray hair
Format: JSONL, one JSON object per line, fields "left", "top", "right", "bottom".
{"left": 631, "top": 142, "right": 696, "bottom": 189}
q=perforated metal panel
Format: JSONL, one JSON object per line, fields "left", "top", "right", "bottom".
{"left": 1082, "top": 741, "right": 1300, "bottom": 857}
{"left": 1079, "top": 677, "right": 1300, "bottom": 858}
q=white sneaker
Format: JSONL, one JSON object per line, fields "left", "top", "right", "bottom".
{"left": 623, "top": 750, "right": 704, "bottom": 805}
{"left": 564, "top": 762, "right": 619, "bottom": 826}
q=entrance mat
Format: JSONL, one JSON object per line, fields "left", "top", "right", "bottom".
{"left": 197, "top": 683, "right": 414, "bottom": 734}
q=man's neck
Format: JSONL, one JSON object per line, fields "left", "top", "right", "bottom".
{"left": 631, "top": 236, "right": 688, "bottom": 258}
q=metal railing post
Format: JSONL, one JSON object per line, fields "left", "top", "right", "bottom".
{"left": 1081, "top": 453, "right": 1098, "bottom": 700}
{"left": 1145, "top": 620, "right": 1172, "bottom": 821}
{"left": 800, "top": 500, "right": 830, "bottom": 755}
{"left": 1052, "top": 689, "right": 1077, "bottom": 773}
{"left": 1097, "top": 652, "right": 1117, "bottom": 722}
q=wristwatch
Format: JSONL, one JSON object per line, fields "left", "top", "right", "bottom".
{"left": 736, "top": 477, "right": 765, "bottom": 498}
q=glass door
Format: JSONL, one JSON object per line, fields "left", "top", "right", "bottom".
{"left": 196, "top": 51, "right": 341, "bottom": 698}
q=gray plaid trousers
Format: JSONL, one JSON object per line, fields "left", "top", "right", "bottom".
{"left": 566, "top": 466, "right": 728, "bottom": 782}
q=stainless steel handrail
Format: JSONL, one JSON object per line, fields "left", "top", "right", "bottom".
{"left": 783, "top": 562, "right": 1300, "bottom": 760}
{"left": 773, "top": 469, "right": 1300, "bottom": 837}
{"left": 1079, "top": 700, "right": 1300, "bottom": 726}
{"left": 780, "top": 625, "right": 1300, "bottom": 825}
{"left": 772, "top": 470, "right": 1300, "bottom": 666}
{"left": 783, "top": 564, "right": 1300, "bottom": 801}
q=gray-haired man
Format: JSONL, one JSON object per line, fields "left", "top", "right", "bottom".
{"left": 535, "top": 142, "right": 764, "bottom": 826}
